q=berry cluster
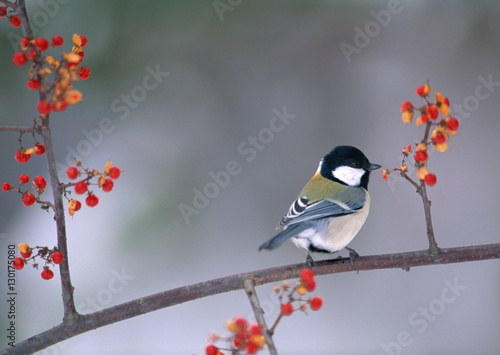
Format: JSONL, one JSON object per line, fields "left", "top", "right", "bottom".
{"left": 0, "top": 6, "right": 21, "bottom": 28}
{"left": 275, "top": 268, "right": 323, "bottom": 316}
{"left": 63, "top": 160, "right": 121, "bottom": 216}
{"left": 205, "top": 269, "right": 323, "bottom": 355}
{"left": 206, "top": 316, "right": 266, "bottom": 355}
{"left": 12, "top": 243, "right": 63, "bottom": 280}
{"left": 382, "top": 83, "right": 459, "bottom": 186}
{"left": 2, "top": 171, "right": 51, "bottom": 209}
{"left": 11, "top": 32, "right": 89, "bottom": 115}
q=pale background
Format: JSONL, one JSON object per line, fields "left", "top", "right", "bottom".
{"left": 1, "top": 1, "right": 499, "bottom": 354}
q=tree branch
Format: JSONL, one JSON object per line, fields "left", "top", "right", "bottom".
{"left": 0, "top": 126, "right": 36, "bottom": 133}
{"left": 243, "top": 279, "right": 278, "bottom": 355}
{"left": 3, "top": 243, "right": 500, "bottom": 355}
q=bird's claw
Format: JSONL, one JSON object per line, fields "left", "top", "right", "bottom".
{"left": 345, "top": 247, "right": 359, "bottom": 270}
{"left": 306, "top": 253, "right": 314, "bottom": 269}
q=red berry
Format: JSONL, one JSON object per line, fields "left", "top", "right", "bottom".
{"left": 245, "top": 341, "right": 259, "bottom": 354}
{"left": 35, "top": 144, "right": 45, "bottom": 156}
{"left": 249, "top": 323, "right": 262, "bottom": 335}
{"left": 15, "top": 150, "right": 31, "bottom": 163}
{"left": 79, "top": 34, "right": 88, "bottom": 47}
{"left": 52, "top": 251, "right": 64, "bottom": 264}
{"left": 34, "top": 176, "right": 47, "bottom": 190}
{"left": 281, "top": 303, "right": 294, "bottom": 316}
{"left": 424, "top": 173, "right": 437, "bottom": 187}
{"left": 234, "top": 316, "right": 247, "bottom": 331}
{"left": 78, "top": 66, "right": 90, "bottom": 80}
{"left": 67, "top": 166, "right": 79, "bottom": 179}
{"left": 416, "top": 85, "right": 426, "bottom": 97}
{"left": 22, "top": 193, "right": 36, "bottom": 207}
{"left": 20, "top": 251, "right": 31, "bottom": 258}
{"left": 447, "top": 117, "right": 459, "bottom": 131}
{"left": 19, "top": 174, "right": 29, "bottom": 185}
{"left": 12, "top": 257, "right": 25, "bottom": 270}
{"left": 79, "top": 51, "right": 85, "bottom": 61}
{"left": 10, "top": 15, "right": 21, "bottom": 28}
{"left": 109, "top": 166, "right": 121, "bottom": 179}
{"left": 27, "top": 49, "right": 38, "bottom": 60}
{"left": 414, "top": 150, "right": 428, "bottom": 163}
{"left": 74, "top": 199, "right": 82, "bottom": 211}
{"left": 41, "top": 268, "right": 54, "bottom": 280}
{"left": 37, "top": 100, "right": 51, "bottom": 114}
{"left": 443, "top": 97, "right": 450, "bottom": 107}
{"left": 74, "top": 180, "right": 88, "bottom": 194}
{"left": 0, "top": 7, "right": 6, "bottom": 17}
{"left": 233, "top": 335, "right": 244, "bottom": 348}
{"left": 27, "top": 79, "right": 40, "bottom": 90}
{"left": 300, "top": 268, "right": 315, "bottom": 283}
{"left": 310, "top": 296, "right": 323, "bottom": 311}
{"left": 20, "top": 37, "right": 30, "bottom": 49}
{"left": 52, "top": 99, "right": 68, "bottom": 112}
{"left": 2, "top": 182, "right": 11, "bottom": 192}
{"left": 205, "top": 344, "right": 218, "bottom": 355}
{"left": 86, "top": 193, "right": 99, "bottom": 207}
{"left": 101, "top": 178, "right": 114, "bottom": 192}
{"left": 400, "top": 101, "right": 413, "bottom": 112}
{"left": 420, "top": 114, "right": 429, "bottom": 123}
{"left": 433, "top": 133, "right": 446, "bottom": 145}
{"left": 305, "top": 279, "right": 317, "bottom": 292}
{"left": 12, "top": 51, "right": 27, "bottom": 66}
{"left": 426, "top": 105, "right": 439, "bottom": 120}
{"left": 52, "top": 35, "right": 63, "bottom": 47}
{"left": 34, "top": 37, "right": 49, "bottom": 51}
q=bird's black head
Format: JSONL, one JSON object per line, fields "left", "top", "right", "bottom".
{"left": 319, "top": 145, "right": 381, "bottom": 189}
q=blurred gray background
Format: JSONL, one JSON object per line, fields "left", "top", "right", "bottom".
{"left": 1, "top": 1, "right": 500, "bottom": 354}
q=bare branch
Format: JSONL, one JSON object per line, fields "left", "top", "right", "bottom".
{"left": 3, "top": 243, "right": 500, "bottom": 355}
{"left": 0, "top": 126, "right": 36, "bottom": 133}
{"left": 243, "top": 279, "right": 278, "bottom": 355}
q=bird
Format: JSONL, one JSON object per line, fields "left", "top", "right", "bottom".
{"left": 259, "top": 145, "right": 381, "bottom": 268}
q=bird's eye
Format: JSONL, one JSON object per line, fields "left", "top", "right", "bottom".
{"left": 350, "top": 161, "right": 360, "bottom": 168}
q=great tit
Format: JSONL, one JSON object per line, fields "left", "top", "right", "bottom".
{"left": 259, "top": 145, "right": 381, "bottom": 267}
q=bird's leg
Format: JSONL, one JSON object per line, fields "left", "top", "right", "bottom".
{"left": 306, "top": 252, "right": 314, "bottom": 269}
{"left": 345, "top": 247, "right": 359, "bottom": 270}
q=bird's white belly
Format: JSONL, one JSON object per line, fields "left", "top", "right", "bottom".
{"left": 292, "top": 193, "right": 370, "bottom": 253}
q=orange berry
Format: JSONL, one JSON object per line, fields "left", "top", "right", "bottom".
{"left": 18, "top": 243, "right": 29, "bottom": 253}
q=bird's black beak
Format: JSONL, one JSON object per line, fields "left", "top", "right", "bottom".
{"left": 368, "top": 163, "right": 382, "bottom": 171}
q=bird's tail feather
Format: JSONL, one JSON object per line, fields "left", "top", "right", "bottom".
{"left": 259, "top": 222, "right": 313, "bottom": 251}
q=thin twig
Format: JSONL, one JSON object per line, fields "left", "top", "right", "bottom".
{"left": 243, "top": 278, "right": 278, "bottom": 355}
{"left": 0, "top": 126, "right": 37, "bottom": 133}
{"left": 2, "top": 243, "right": 500, "bottom": 355}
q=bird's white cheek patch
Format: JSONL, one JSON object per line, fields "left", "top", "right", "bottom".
{"left": 332, "top": 166, "right": 365, "bottom": 186}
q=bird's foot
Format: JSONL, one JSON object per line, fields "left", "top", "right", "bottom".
{"left": 345, "top": 247, "right": 359, "bottom": 270}
{"left": 306, "top": 252, "right": 314, "bottom": 269}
